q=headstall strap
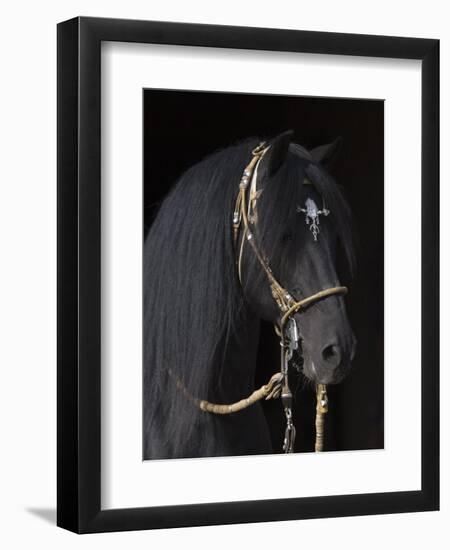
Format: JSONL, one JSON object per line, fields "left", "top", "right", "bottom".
{"left": 173, "top": 142, "right": 348, "bottom": 455}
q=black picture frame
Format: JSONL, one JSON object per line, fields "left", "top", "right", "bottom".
{"left": 57, "top": 16, "right": 439, "bottom": 533}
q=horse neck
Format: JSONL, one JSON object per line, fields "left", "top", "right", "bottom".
{"left": 216, "top": 308, "right": 261, "bottom": 400}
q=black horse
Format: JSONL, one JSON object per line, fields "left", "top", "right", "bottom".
{"left": 143, "top": 131, "right": 356, "bottom": 459}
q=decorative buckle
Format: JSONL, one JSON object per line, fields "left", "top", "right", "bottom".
{"left": 297, "top": 198, "right": 330, "bottom": 241}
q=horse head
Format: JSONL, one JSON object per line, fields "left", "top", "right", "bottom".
{"left": 238, "top": 131, "right": 357, "bottom": 386}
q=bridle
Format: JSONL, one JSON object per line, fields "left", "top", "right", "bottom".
{"left": 169, "top": 142, "right": 348, "bottom": 453}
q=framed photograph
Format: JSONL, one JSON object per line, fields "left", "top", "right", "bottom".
{"left": 57, "top": 16, "right": 439, "bottom": 533}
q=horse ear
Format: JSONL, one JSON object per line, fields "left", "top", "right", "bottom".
{"left": 310, "top": 137, "right": 343, "bottom": 168}
{"left": 265, "top": 130, "right": 294, "bottom": 176}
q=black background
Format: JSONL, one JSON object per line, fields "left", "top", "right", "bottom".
{"left": 143, "top": 89, "right": 384, "bottom": 453}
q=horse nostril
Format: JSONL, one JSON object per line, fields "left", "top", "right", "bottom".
{"left": 322, "top": 344, "right": 341, "bottom": 367}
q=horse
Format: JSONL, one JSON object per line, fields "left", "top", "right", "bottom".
{"left": 143, "top": 130, "right": 356, "bottom": 459}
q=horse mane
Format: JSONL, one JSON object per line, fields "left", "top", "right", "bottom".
{"left": 143, "top": 136, "right": 355, "bottom": 458}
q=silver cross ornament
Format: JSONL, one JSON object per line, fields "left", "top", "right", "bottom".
{"left": 296, "top": 198, "right": 330, "bottom": 241}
